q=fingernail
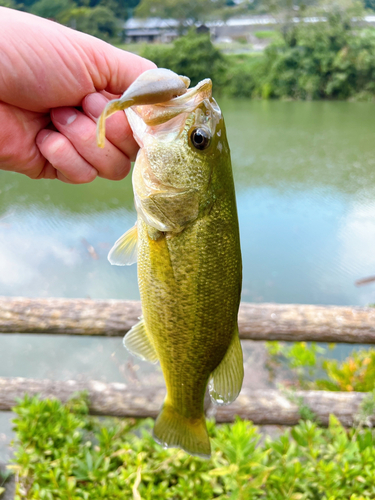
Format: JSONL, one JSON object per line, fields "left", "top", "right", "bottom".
{"left": 53, "top": 108, "right": 77, "bottom": 126}
{"left": 84, "top": 93, "right": 108, "bottom": 119}
{"left": 37, "top": 129, "right": 52, "bottom": 145}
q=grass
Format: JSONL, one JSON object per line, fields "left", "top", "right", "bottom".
{"left": 254, "top": 30, "right": 279, "bottom": 39}
{"left": 115, "top": 42, "right": 172, "bottom": 56}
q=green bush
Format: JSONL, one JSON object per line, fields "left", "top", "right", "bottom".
{"left": 68, "top": 5, "right": 120, "bottom": 42}
{"left": 254, "top": 30, "right": 278, "bottom": 39}
{"left": 7, "top": 394, "right": 375, "bottom": 499}
{"left": 222, "top": 55, "right": 261, "bottom": 98}
{"left": 317, "top": 349, "right": 375, "bottom": 392}
{"left": 266, "top": 341, "right": 375, "bottom": 393}
{"left": 246, "top": 6, "right": 375, "bottom": 100}
{"left": 141, "top": 30, "right": 227, "bottom": 89}
{"left": 27, "top": 0, "right": 120, "bottom": 42}
{"left": 7, "top": 1, "right": 375, "bottom": 99}
{"left": 29, "top": 0, "right": 75, "bottom": 23}
{"left": 139, "top": 9, "right": 375, "bottom": 101}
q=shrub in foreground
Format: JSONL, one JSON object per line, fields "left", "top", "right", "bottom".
{"left": 7, "top": 394, "right": 375, "bottom": 499}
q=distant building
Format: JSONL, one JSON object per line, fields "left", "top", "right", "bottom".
{"left": 124, "top": 18, "right": 179, "bottom": 43}
{"left": 209, "top": 15, "right": 276, "bottom": 42}
{"left": 124, "top": 15, "right": 375, "bottom": 44}
{"left": 123, "top": 16, "right": 276, "bottom": 44}
{"left": 196, "top": 24, "right": 210, "bottom": 35}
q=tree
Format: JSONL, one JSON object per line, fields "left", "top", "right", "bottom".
{"left": 5, "top": 0, "right": 139, "bottom": 19}
{"left": 67, "top": 4, "right": 119, "bottom": 41}
{"left": 142, "top": 30, "right": 226, "bottom": 87}
{"left": 135, "top": 0, "right": 224, "bottom": 24}
{"left": 0, "top": 0, "right": 16, "bottom": 6}
{"left": 30, "top": 0, "right": 76, "bottom": 21}
{"left": 363, "top": 0, "right": 375, "bottom": 10}
{"left": 88, "top": 0, "right": 141, "bottom": 19}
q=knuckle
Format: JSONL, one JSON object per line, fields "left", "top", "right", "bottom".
{"left": 82, "top": 168, "right": 98, "bottom": 183}
{"left": 66, "top": 166, "right": 97, "bottom": 185}
{"left": 111, "top": 161, "right": 131, "bottom": 181}
{"left": 48, "top": 135, "right": 69, "bottom": 160}
{"left": 79, "top": 128, "right": 95, "bottom": 146}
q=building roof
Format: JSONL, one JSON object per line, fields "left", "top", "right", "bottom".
{"left": 125, "top": 18, "right": 179, "bottom": 30}
{"left": 125, "top": 14, "right": 375, "bottom": 32}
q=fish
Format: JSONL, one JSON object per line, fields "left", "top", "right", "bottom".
{"left": 97, "top": 68, "right": 243, "bottom": 458}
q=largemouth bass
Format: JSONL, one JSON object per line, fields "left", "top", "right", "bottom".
{"left": 97, "top": 69, "right": 243, "bottom": 458}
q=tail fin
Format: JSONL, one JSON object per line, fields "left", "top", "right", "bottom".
{"left": 153, "top": 403, "right": 211, "bottom": 458}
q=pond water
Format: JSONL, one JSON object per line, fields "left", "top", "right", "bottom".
{"left": 1, "top": 99, "right": 375, "bottom": 459}
{"left": 3, "top": 100, "right": 375, "bottom": 305}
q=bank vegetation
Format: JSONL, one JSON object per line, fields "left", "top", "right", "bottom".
{"left": 142, "top": 5, "right": 375, "bottom": 100}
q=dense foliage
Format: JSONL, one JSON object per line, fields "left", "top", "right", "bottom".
{"left": 141, "top": 5, "right": 375, "bottom": 100}
{"left": 249, "top": 5, "right": 375, "bottom": 100}
{"left": 3, "top": 0, "right": 375, "bottom": 98}
{"left": 142, "top": 30, "right": 227, "bottom": 87}
{"left": 0, "top": 0, "right": 139, "bottom": 41}
{"left": 135, "top": 0, "right": 225, "bottom": 25}
{"left": 266, "top": 341, "right": 375, "bottom": 392}
{"left": 5, "top": 393, "right": 375, "bottom": 499}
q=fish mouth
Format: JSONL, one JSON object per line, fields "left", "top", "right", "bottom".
{"left": 126, "top": 79, "right": 221, "bottom": 147}
{"left": 96, "top": 68, "right": 220, "bottom": 148}
{"left": 133, "top": 78, "right": 213, "bottom": 126}
{"left": 96, "top": 68, "right": 190, "bottom": 148}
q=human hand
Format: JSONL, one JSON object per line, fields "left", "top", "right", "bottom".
{"left": 0, "top": 7, "right": 155, "bottom": 183}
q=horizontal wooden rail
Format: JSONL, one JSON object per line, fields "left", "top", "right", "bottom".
{"left": 1, "top": 297, "right": 375, "bottom": 343}
{"left": 0, "top": 377, "right": 371, "bottom": 426}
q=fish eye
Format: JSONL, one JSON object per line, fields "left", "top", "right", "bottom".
{"left": 190, "top": 127, "right": 211, "bottom": 151}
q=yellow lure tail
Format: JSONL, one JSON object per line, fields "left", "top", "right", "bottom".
{"left": 153, "top": 403, "right": 211, "bottom": 459}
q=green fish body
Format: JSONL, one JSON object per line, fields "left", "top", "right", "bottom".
{"left": 98, "top": 70, "right": 243, "bottom": 458}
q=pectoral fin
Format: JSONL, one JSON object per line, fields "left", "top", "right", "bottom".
{"left": 209, "top": 326, "right": 244, "bottom": 405}
{"left": 123, "top": 317, "right": 158, "bottom": 364}
{"left": 108, "top": 224, "right": 138, "bottom": 266}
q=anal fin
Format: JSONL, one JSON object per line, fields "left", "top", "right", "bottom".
{"left": 123, "top": 317, "right": 158, "bottom": 364}
{"left": 209, "top": 326, "right": 244, "bottom": 405}
{"left": 108, "top": 223, "right": 138, "bottom": 266}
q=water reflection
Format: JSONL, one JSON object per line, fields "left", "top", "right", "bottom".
{"left": 0, "top": 205, "right": 139, "bottom": 299}
{"left": 225, "top": 100, "right": 375, "bottom": 194}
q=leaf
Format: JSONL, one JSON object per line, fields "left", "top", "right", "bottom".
{"left": 132, "top": 466, "right": 142, "bottom": 500}
{"left": 209, "top": 464, "right": 239, "bottom": 477}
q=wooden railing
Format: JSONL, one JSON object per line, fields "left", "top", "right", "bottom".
{"left": 1, "top": 297, "right": 375, "bottom": 426}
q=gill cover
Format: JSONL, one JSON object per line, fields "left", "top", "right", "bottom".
{"left": 101, "top": 69, "right": 222, "bottom": 261}
{"left": 127, "top": 78, "right": 221, "bottom": 234}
